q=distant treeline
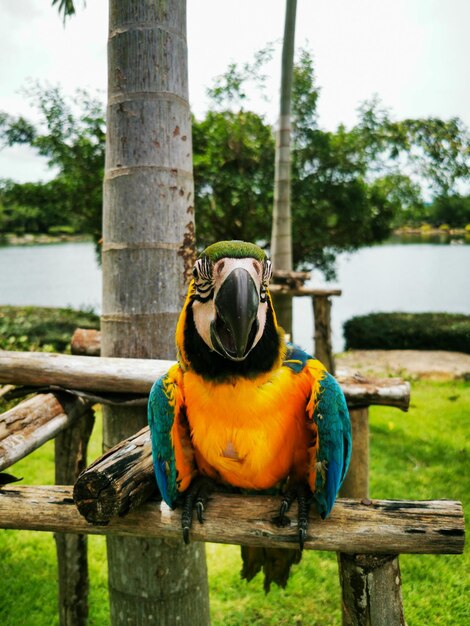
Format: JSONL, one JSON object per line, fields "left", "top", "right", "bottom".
{"left": 1, "top": 48, "right": 469, "bottom": 278}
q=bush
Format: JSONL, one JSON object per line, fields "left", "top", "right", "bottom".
{"left": 0, "top": 306, "right": 99, "bottom": 353}
{"left": 343, "top": 312, "right": 470, "bottom": 354}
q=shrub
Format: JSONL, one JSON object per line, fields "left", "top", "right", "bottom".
{"left": 343, "top": 312, "right": 470, "bottom": 354}
{"left": 0, "top": 306, "right": 99, "bottom": 353}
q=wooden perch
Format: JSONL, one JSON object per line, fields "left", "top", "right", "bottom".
{"left": 0, "top": 351, "right": 409, "bottom": 409}
{"left": 73, "top": 426, "right": 155, "bottom": 524}
{"left": 0, "top": 485, "right": 464, "bottom": 555}
{"left": 0, "top": 393, "right": 93, "bottom": 471}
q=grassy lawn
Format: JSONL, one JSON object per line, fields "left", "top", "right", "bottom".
{"left": 0, "top": 380, "right": 468, "bottom": 625}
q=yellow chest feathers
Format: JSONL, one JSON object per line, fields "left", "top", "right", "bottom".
{"left": 182, "top": 367, "right": 313, "bottom": 490}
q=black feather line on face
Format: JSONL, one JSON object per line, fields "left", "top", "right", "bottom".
{"left": 183, "top": 298, "right": 281, "bottom": 380}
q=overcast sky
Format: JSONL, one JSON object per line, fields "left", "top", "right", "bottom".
{"left": 1, "top": 0, "right": 469, "bottom": 183}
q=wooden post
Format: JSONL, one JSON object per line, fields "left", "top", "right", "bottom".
{"left": 339, "top": 405, "right": 406, "bottom": 625}
{"left": 312, "top": 295, "right": 334, "bottom": 373}
{"left": 339, "top": 553, "right": 405, "bottom": 626}
{"left": 54, "top": 397, "right": 95, "bottom": 626}
{"left": 340, "top": 407, "right": 369, "bottom": 499}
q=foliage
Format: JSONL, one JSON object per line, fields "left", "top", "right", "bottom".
{"left": 428, "top": 194, "right": 470, "bottom": 228}
{"left": 0, "top": 178, "right": 73, "bottom": 235}
{"left": 344, "top": 312, "right": 470, "bottom": 354}
{"left": 1, "top": 380, "right": 469, "bottom": 624}
{"left": 51, "top": 0, "right": 79, "bottom": 21}
{"left": 0, "top": 305, "right": 99, "bottom": 353}
{"left": 193, "top": 110, "right": 274, "bottom": 247}
{"left": 0, "top": 85, "right": 105, "bottom": 241}
{"left": 1, "top": 50, "right": 469, "bottom": 276}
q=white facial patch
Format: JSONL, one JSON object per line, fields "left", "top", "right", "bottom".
{"left": 191, "top": 256, "right": 271, "bottom": 357}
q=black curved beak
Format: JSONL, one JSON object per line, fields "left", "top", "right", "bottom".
{"left": 211, "top": 267, "right": 259, "bottom": 361}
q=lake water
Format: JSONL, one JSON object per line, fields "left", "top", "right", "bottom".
{"left": 0, "top": 239, "right": 469, "bottom": 353}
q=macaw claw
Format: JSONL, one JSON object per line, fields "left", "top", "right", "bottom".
{"left": 181, "top": 476, "right": 215, "bottom": 544}
{"left": 273, "top": 482, "right": 311, "bottom": 550}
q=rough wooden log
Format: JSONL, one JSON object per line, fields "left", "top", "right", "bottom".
{"left": 71, "top": 328, "right": 101, "bottom": 357}
{"left": 0, "top": 486, "right": 464, "bottom": 554}
{"left": 338, "top": 374, "right": 410, "bottom": 411}
{"left": 73, "top": 426, "right": 155, "bottom": 524}
{"left": 0, "top": 393, "right": 93, "bottom": 471}
{"left": 0, "top": 351, "right": 410, "bottom": 410}
{"left": 339, "top": 553, "right": 406, "bottom": 626}
{"left": 312, "top": 294, "right": 334, "bottom": 374}
{"left": 0, "top": 350, "right": 171, "bottom": 393}
{"left": 54, "top": 400, "right": 95, "bottom": 626}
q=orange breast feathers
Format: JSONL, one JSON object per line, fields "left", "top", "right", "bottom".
{"left": 181, "top": 366, "right": 316, "bottom": 491}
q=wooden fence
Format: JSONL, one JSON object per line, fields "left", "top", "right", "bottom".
{"left": 0, "top": 349, "right": 465, "bottom": 626}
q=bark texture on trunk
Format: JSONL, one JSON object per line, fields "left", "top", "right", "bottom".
{"left": 270, "top": 0, "right": 297, "bottom": 337}
{"left": 102, "top": 2, "right": 210, "bottom": 624}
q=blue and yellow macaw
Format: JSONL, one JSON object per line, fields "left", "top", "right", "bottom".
{"left": 148, "top": 241, "right": 351, "bottom": 590}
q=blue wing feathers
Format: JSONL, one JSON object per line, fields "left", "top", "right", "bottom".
{"left": 147, "top": 374, "right": 178, "bottom": 507}
{"left": 313, "top": 371, "right": 352, "bottom": 518}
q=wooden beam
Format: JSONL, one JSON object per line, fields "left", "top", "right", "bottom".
{"left": 0, "top": 486, "right": 464, "bottom": 555}
{"left": 0, "top": 351, "right": 410, "bottom": 410}
{"left": 0, "top": 350, "right": 171, "bottom": 394}
{"left": 269, "top": 284, "right": 342, "bottom": 297}
{"left": 0, "top": 393, "right": 93, "bottom": 472}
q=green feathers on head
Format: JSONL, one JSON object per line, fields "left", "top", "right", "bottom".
{"left": 200, "top": 241, "right": 267, "bottom": 263}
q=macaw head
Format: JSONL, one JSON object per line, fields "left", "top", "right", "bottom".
{"left": 176, "top": 240, "right": 285, "bottom": 378}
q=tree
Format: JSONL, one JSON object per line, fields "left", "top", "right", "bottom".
{"left": 3, "top": 46, "right": 469, "bottom": 277}
{"left": 0, "top": 86, "right": 105, "bottom": 240}
{"left": 270, "top": 0, "right": 297, "bottom": 335}
{"left": 44, "top": 1, "right": 211, "bottom": 624}
{"left": 193, "top": 110, "right": 274, "bottom": 245}
{"left": 101, "top": 2, "right": 210, "bottom": 625}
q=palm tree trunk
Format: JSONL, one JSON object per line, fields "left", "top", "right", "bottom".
{"left": 270, "top": 0, "right": 297, "bottom": 337}
{"left": 102, "top": 1, "right": 210, "bottom": 624}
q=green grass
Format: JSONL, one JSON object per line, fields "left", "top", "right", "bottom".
{"left": 0, "top": 381, "right": 468, "bottom": 625}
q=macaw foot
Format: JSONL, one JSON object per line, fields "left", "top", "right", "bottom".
{"left": 181, "top": 476, "right": 215, "bottom": 544}
{"left": 273, "top": 482, "right": 312, "bottom": 550}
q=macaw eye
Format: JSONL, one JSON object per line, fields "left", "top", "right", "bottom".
{"left": 192, "top": 266, "right": 199, "bottom": 279}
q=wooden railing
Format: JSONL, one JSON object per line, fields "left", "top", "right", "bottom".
{"left": 0, "top": 349, "right": 465, "bottom": 626}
